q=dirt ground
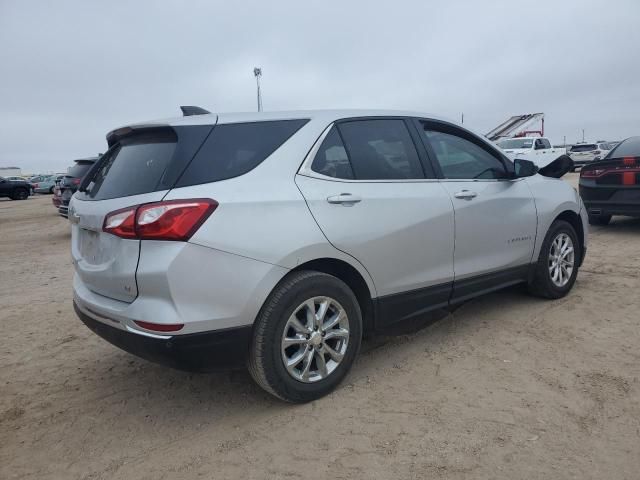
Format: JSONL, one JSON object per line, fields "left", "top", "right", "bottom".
{"left": 2, "top": 173, "right": 639, "bottom": 480}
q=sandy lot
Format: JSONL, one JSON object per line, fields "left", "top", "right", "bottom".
{"left": 2, "top": 175, "right": 639, "bottom": 479}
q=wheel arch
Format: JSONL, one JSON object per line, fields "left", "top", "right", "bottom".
{"left": 553, "top": 209, "right": 585, "bottom": 266}
{"left": 290, "top": 258, "right": 376, "bottom": 334}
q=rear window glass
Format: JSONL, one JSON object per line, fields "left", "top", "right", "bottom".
{"left": 311, "top": 127, "right": 354, "bottom": 179}
{"left": 175, "top": 119, "right": 308, "bottom": 187}
{"left": 84, "top": 131, "right": 177, "bottom": 200}
{"left": 68, "top": 162, "right": 94, "bottom": 178}
{"left": 609, "top": 137, "right": 640, "bottom": 157}
{"left": 570, "top": 144, "right": 598, "bottom": 152}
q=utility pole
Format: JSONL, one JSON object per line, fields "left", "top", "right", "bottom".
{"left": 253, "top": 67, "right": 263, "bottom": 112}
{"left": 582, "top": 129, "right": 585, "bottom": 143}
{"left": 461, "top": 112, "right": 464, "bottom": 125}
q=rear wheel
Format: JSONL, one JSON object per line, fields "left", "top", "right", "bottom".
{"left": 588, "top": 213, "right": 611, "bottom": 226}
{"left": 49, "top": 186, "right": 55, "bottom": 194}
{"left": 248, "top": 271, "right": 362, "bottom": 403}
{"left": 11, "top": 188, "right": 29, "bottom": 200}
{"left": 528, "top": 220, "right": 580, "bottom": 299}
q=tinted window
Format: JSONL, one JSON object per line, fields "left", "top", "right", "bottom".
{"left": 68, "top": 162, "right": 94, "bottom": 179}
{"left": 609, "top": 137, "right": 640, "bottom": 157}
{"left": 570, "top": 144, "right": 598, "bottom": 152}
{"left": 176, "top": 119, "right": 308, "bottom": 187}
{"left": 423, "top": 130, "right": 507, "bottom": 179}
{"left": 337, "top": 120, "right": 423, "bottom": 180}
{"left": 311, "top": 127, "right": 354, "bottom": 179}
{"left": 82, "top": 131, "right": 176, "bottom": 200}
{"left": 542, "top": 138, "right": 552, "bottom": 149}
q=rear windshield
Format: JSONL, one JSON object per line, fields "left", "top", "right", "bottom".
{"left": 174, "top": 119, "right": 308, "bottom": 187}
{"left": 67, "top": 162, "right": 94, "bottom": 178}
{"left": 83, "top": 131, "right": 177, "bottom": 200}
{"left": 608, "top": 137, "right": 640, "bottom": 158}
{"left": 570, "top": 144, "right": 598, "bottom": 152}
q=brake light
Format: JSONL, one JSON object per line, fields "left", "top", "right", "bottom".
{"left": 103, "top": 207, "right": 137, "bottom": 238}
{"left": 33, "top": 183, "right": 39, "bottom": 189}
{"left": 623, "top": 157, "right": 636, "bottom": 166}
{"left": 134, "top": 320, "right": 184, "bottom": 332}
{"left": 102, "top": 199, "right": 217, "bottom": 241}
{"left": 72, "top": 178, "right": 81, "bottom": 185}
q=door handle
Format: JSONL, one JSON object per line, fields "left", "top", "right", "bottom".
{"left": 453, "top": 190, "right": 477, "bottom": 200}
{"left": 327, "top": 193, "right": 362, "bottom": 206}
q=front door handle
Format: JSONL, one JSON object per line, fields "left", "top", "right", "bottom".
{"left": 453, "top": 190, "right": 477, "bottom": 200}
{"left": 327, "top": 193, "right": 362, "bottom": 206}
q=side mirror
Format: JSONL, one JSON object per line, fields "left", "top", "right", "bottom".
{"left": 514, "top": 158, "right": 538, "bottom": 178}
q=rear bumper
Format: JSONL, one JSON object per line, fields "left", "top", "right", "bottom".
{"left": 580, "top": 184, "right": 640, "bottom": 217}
{"left": 75, "top": 301, "right": 251, "bottom": 370}
{"left": 582, "top": 201, "right": 640, "bottom": 217}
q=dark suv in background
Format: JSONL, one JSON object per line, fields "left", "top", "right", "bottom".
{"left": 0, "top": 176, "right": 32, "bottom": 200}
{"left": 57, "top": 157, "right": 98, "bottom": 217}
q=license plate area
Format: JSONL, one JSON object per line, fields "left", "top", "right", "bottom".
{"left": 79, "top": 228, "right": 101, "bottom": 264}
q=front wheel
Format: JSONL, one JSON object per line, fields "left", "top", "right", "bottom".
{"left": 528, "top": 220, "right": 580, "bottom": 299}
{"left": 248, "top": 271, "right": 362, "bottom": 403}
{"left": 11, "top": 188, "right": 29, "bottom": 200}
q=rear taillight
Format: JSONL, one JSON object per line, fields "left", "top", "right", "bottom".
{"left": 103, "top": 207, "right": 137, "bottom": 238}
{"left": 580, "top": 168, "right": 606, "bottom": 178}
{"left": 72, "top": 178, "right": 81, "bottom": 185}
{"left": 103, "top": 199, "right": 217, "bottom": 241}
{"left": 623, "top": 157, "right": 636, "bottom": 166}
{"left": 33, "top": 183, "right": 39, "bottom": 189}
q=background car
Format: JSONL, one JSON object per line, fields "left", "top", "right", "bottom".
{"left": 0, "top": 176, "right": 32, "bottom": 200}
{"left": 5, "top": 176, "right": 35, "bottom": 194}
{"left": 579, "top": 136, "right": 640, "bottom": 225}
{"left": 57, "top": 157, "right": 98, "bottom": 217}
{"left": 569, "top": 142, "right": 613, "bottom": 169}
{"left": 32, "top": 175, "right": 58, "bottom": 194}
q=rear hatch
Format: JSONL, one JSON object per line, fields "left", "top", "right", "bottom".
{"left": 70, "top": 125, "right": 213, "bottom": 302}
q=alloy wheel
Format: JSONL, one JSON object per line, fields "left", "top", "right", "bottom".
{"left": 281, "top": 296, "right": 350, "bottom": 383}
{"left": 548, "top": 233, "right": 574, "bottom": 287}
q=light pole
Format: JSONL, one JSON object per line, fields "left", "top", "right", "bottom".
{"left": 253, "top": 67, "right": 263, "bottom": 112}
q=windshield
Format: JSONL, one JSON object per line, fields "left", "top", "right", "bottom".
{"left": 497, "top": 138, "right": 534, "bottom": 149}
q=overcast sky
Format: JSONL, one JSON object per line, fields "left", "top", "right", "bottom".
{"left": 1, "top": 0, "right": 639, "bottom": 173}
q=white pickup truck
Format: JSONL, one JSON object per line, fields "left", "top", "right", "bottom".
{"left": 496, "top": 137, "right": 567, "bottom": 169}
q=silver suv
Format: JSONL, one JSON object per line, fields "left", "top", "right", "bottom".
{"left": 71, "top": 109, "right": 588, "bottom": 402}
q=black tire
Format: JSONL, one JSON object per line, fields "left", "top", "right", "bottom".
{"left": 11, "top": 188, "right": 29, "bottom": 200}
{"left": 588, "top": 213, "right": 611, "bottom": 226}
{"left": 528, "top": 220, "right": 580, "bottom": 299}
{"left": 248, "top": 270, "right": 362, "bottom": 403}
{"left": 49, "top": 186, "right": 55, "bottom": 194}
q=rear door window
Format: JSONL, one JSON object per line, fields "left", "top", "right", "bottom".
{"left": 176, "top": 119, "right": 308, "bottom": 187}
{"left": 311, "top": 127, "right": 354, "bottom": 179}
{"left": 336, "top": 119, "right": 424, "bottom": 180}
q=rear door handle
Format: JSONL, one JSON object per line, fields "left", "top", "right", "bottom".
{"left": 453, "top": 190, "right": 477, "bottom": 200}
{"left": 327, "top": 193, "right": 362, "bottom": 206}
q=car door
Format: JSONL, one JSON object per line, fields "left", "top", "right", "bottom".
{"left": 414, "top": 119, "right": 537, "bottom": 301}
{"left": 295, "top": 118, "right": 455, "bottom": 325}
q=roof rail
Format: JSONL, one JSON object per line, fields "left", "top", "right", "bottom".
{"left": 180, "top": 106, "right": 211, "bottom": 116}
